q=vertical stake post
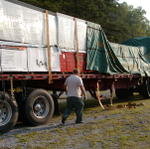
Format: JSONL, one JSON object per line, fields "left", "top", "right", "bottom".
{"left": 45, "top": 10, "right": 52, "bottom": 84}
{"left": 74, "top": 18, "right": 80, "bottom": 72}
{"left": 10, "top": 77, "right": 15, "bottom": 100}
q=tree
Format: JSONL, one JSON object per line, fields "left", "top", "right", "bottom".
{"left": 18, "top": 0, "right": 150, "bottom": 43}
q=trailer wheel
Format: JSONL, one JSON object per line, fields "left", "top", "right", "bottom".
{"left": 25, "top": 89, "right": 54, "bottom": 126}
{"left": 116, "top": 89, "right": 132, "bottom": 100}
{"left": 140, "top": 79, "right": 150, "bottom": 98}
{"left": 0, "top": 92, "right": 18, "bottom": 134}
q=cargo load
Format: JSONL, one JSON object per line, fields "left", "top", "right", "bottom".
{"left": 1, "top": 0, "right": 150, "bottom": 134}
{"left": 1, "top": 0, "right": 150, "bottom": 76}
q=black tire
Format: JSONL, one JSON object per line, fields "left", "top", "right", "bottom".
{"left": 25, "top": 89, "right": 54, "bottom": 126}
{"left": 51, "top": 94, "right": 60, "bottom": 115}
{"left": 139, "top": 79, "right": 150, "bottom": 98}
{"left": 116, "top": 89, "right": 132, "bottom": 100}
{"left": 0, "top": 92, "right": 18, "bottom": 134}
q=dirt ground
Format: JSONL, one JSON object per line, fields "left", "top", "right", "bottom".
{"left": 0, "top": 95, "right": 150, "bottom": 149}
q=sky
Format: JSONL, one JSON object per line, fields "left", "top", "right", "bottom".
{"left": 119, "top": 0, "right": 150, "bottom": 21}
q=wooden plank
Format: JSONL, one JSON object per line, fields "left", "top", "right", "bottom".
{"left": 74, "top": 18, "right": 80, "bottom": 72}
{"left": 45, "top": 10, "right": 52, "bottom": 84}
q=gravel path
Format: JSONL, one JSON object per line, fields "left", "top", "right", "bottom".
{"left": 0, "top": 98, "right": 150, "bottom": 149}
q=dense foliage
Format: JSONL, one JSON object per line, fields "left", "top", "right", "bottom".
{"left": 18, "top": 0, "right": 150, "bottom": 43}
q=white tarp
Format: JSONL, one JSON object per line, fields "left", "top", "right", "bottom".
{"left": 21, "top": 5, "right": 44, "bottom": 45}
{"left": 0, "top": 0, "right": 59, "bottom": 47}
{"left": 27, "top": 47, "right": 60, "bottom": 72}
{"left": 27, "top": 48, "right": 47, "bottom": 72}
{"left": 57, "top": 13, "right": 87, "bottom": 52}
{"left": 0, "top": 0, "right": 44, "bottom": 45}
{"left": 76, "top": 19, "right": 87, "bottom": 52}
{"left": 50, "top": 47, "right": 61, "bottom": 72}
{"left": 48, "top": 14, "right": 57, "bottom": 46}
{"left": 0, "top": 46, "right": 60, "bottom": 72}
{"left": 0, "top": 48, "right": 28, "bottom": 72}
{"left": 0, "top": 0, "right": 87, "bottom": 50}
{"left": 0, "top": 0, "right": 88, "bottom": 72}
{"left": 57, "top": 13, "right": 75, "bottom": 50}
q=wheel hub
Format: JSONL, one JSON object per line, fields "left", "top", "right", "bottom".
{"left": 33, "top": 96, "right": 49, "bottom": 119}
{"left": 0, "top": 101, "right": 12, "bottom": 126}
{"left": 34, "top": 104, "right": 42, "bottom": 111}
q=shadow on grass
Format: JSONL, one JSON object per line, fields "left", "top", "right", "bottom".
{"left": 7, "top": 94, "right": 147, "bottom": 136}
{"left": 58, "top": 94, "right": 148, "bottom": 114}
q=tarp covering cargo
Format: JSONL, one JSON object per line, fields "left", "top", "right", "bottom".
{"left": 0, "top": 0, "right": 61, "bottom": 72}
{"left": 0, "top": 0, "right": 87, "bottom": 72}
{"left": 0, "top": 47, "right": 60, "bottom": 72}
{"left": 1, "top": 0, "right": 150, "bottom": 75}
{"left": 86, "top": 22, "right": 150, "bottom": 76}
{"left": 57, "top": 13, "right": 87, "bottom": 52}
{"left": 122, "top": 37, "right": 150, "bottom": 63}
{"left": 0, "top": 0, "right": 44, "bottom": 45}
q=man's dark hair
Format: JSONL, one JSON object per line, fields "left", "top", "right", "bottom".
{"left": 73, "top": 69, "right": 79, "bottom": 74}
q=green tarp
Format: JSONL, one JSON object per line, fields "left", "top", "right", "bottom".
{"left": 86, "top": 22, "right": 150, "bottom": 76}
{"left": 122, "top": 37, "right": 150, "bottom": 63}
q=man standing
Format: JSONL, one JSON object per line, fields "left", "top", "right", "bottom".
{"left": 62, "top": 69, "right": 87, "bottom": 124}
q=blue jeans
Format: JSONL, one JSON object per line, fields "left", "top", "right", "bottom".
{"left": 63, "top": 96, "right": 84, "bottom": 123}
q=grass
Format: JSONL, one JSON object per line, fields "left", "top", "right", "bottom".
{"left": 1, "top": 95, "right": 150, "bottom": 148}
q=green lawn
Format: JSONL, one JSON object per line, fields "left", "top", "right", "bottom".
{"left": 1, "top": 95, "right": 150, "bottom": 149}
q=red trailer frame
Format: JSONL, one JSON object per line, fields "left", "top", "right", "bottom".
{"left": 1, "top": 0, "right": 150, "bottom": 134}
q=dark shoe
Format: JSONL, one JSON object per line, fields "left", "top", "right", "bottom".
{"left": 76, "top": 121, "right": 83, "bottom": 124}
{"left": 61, "top": 118, "right": 66, "bottom": 124}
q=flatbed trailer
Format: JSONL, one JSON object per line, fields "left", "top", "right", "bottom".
{"left": 1, "top": 70, "right": 149, "bottom": 133}
{"left": 0, "top": 0, "right": 150, "bottom": 133}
